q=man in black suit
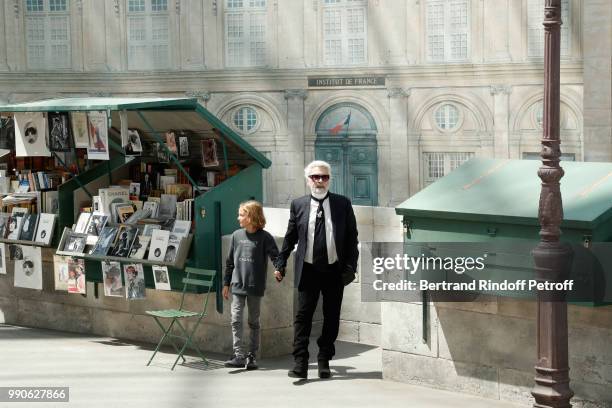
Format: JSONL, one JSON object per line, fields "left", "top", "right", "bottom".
{"left": 275, "top": 160, "right": 359, "bottom": 379}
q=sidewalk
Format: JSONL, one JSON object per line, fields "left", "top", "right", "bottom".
{"left": 0, "top": 324, "right": 525, "bottom": 408}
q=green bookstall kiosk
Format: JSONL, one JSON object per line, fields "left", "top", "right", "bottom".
{"left": 0, "top": 97, "right": 271, "bottom": 312}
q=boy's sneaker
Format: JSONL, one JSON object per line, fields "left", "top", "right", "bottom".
{"left": 245, "top": 352, "right": 258, "bottom": 370}
{"left": 224, "top": 354, "right": 245, "bottom": 368}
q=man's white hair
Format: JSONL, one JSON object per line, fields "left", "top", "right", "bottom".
{"left": 304, "top": 160, "right": 332, "bottom": 179}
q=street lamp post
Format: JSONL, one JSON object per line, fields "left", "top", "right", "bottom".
{"left": 531, "top": 1, "right": 574, "bottom": 408}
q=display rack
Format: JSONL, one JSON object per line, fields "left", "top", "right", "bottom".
{"left": 55, "top": 226, "right": 193, "bottom": 270}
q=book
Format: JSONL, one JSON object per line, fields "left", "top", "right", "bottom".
{"left": 124, "top": 208, "right": 152, "bottom": 225}
{"left": 159, "top": 175, "right": 177, "bottom": 193}
{"left": 116, "top": 204, "right": 135, "bottom": 224}
{"left": 5, "top": 215, "right": 24, "bottom": 240}
{"left": 67, "top": 257, "right": 86, "bottom": 294}
{"left": 19, "top": 213, "right": 38, "bottom": 241}
{"left": 129, "top": 235, "right": 150, "bottom": 259}
{"left": 164, "top": 234, "right": 182, "bottom": 263}
{"left": 74, "top": 212, "right": 91, "bottom": 234}
{"left": 142, "top": 201, "right": 159, "bottom": 218}
{"left": 90, "top": 226, "right": 118, "bottom": 256}
{"left": 43, "top": 191, "right": 60, "bottom": 214}
{"left": 63, "top": 231, "right": 87, "bottom": 254}
{"left": 85, "top": 213, "right": 108, "bottom": 236}
{"left": 171, "top": 220, "right": 191, "bottom": 237}
{"left": 13, "top": 245, "right": 43, "bottom": 290}
{"left": 129, "top": 182, "right": 141, "bottom": 198}
{"left": 110, "top": 225, "right": 138, "bottom": 257}
{"left": 0, "top": 213, "right": 10, "bottom": 238}
{"left": 101, "top": 261, "right": 124, "bottom": 297}
{"left": 142, "top": 224, "right": 161, "bottom": 236}
{"left": 34, "top": 213, "right": 56, "bottom": 245}
{"left": 152, "top": 265, "right": 171, "bottom": 290}
{"left": 124, "top": 263, "right": 146, "bottom": 300}
{"left": 0, "top": 244, "right": 6, "bottom": 275}
{"left": 148, "top": 229, "right": 170, "bottom": 261}
{"left": 158, "top": 194, "right": 177, "bottom": 220}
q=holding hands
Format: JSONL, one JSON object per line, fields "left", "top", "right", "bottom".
{"left": 274, "top": 271, "right": 284, "bottom": 282}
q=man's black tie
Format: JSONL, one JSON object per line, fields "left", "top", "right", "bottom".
{"left": 311, "top": 195, "right": 328, "bottom": 267}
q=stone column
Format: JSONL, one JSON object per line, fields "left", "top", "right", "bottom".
{"left": 582, "top": 0, "right": 612, "bottom": 162}
{"left": 387, "top": 87, "right": 411, "bottom": 205}
{"left": 490, "top": 85, "right": 512, "bottom": 159}
{"left": 284, "top": 89, "right": 308, "bottom": 205}
{"left": 0, "top": 3, "right": 8, "bottom": 71}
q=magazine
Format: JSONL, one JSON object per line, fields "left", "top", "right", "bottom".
{"left": 13, "top": 245, "right": 43, "bottom": 290}
{"left": 67, "top": 257, "right": 86, "bottom": 294}
{"left": 124, "top": 263, "right": 146, "bottom": 300}
{"left": 152, "top": 265, "right": 171, "bottom": 290}
{"left": 102, "top": 261, "right": 124, "bottom": 297}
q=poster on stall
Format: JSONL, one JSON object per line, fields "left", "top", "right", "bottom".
{"left": 86, "top": 111, "right": 109, "bottom": 160}
{"left": 14, "top": 112, "right": 51, "bottom": 157}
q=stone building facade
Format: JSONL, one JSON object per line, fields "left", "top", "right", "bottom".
{"left": 0, "top": 0, "right": 609, "bottom": 209}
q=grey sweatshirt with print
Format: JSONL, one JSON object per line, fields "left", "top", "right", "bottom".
{"left": 224, "top": 228, "right": 280, "bottom": 296}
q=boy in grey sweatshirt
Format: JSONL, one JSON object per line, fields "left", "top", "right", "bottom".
{"left": 223, "top": 200, "right": 280, "bottom": 370}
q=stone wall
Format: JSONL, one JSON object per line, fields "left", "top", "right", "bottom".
{"left": 381, "top": 298, "right": 612, "bottom": 407}
{"left": 0, "top": 205, "right": 403, "bottom": 358}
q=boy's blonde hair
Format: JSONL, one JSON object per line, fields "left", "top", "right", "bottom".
{"left": 239, "top": 200, "right": 266, "bottom": 230}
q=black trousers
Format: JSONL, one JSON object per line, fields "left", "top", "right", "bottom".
{"left": 293, "top": 262, "right": 344, "bottom": 365}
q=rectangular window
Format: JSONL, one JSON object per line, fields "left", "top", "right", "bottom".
{"left": 127, "top": 0, "right": 170, "bottom": 70}
{"left": 426, "top": 0, "right": 470, "bottom": 62}
{"left": 322, "top": 0, "right": 367, "bottom": 66}
{"left": 25, "top": 0, "right": 71, "bottom": 70}
{"left": 225, "top": 0, "right": 267, "bottom": 67}
{"left": 423, "top": 152, "right": 474, "bottom": 185}
{"left": 528, "top": 0, "right": 571, "bottom": 58}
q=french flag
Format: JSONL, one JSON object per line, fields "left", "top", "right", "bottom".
{"left": 329, "top": 112, "right": 351, "bottom": 135}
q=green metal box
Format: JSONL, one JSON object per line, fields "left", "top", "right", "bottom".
{"left": 395, "top": 158, "right": 612, "bottom": 305}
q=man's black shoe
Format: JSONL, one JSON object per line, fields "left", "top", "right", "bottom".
{"left": 318, "top": 359, "right": 331, "bottom": 379}
{"left": 288, "top": 365, "right": 308, "bottom": 379}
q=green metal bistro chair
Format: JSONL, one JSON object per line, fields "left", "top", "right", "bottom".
{"left": 146, "top": 267, "right": 216, "bottom": 370}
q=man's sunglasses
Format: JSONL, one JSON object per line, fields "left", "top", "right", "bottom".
{"left": 309, "top": 174, "right": 330, "bottom": 182}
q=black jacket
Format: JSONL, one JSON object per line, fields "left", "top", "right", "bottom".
{"left": 275, "top": 193, "right": 359, "bottom": 288}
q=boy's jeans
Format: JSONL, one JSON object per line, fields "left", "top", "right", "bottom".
{"left": 231, "top": 294, "right": 262, "bottom": 358}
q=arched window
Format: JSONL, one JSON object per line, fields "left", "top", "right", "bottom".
{"left": 25, "top": 0, "right": 71, "bottom": 69}
{"left": 322, "top": 0, "right": 367, "bottom": 66}
{"left": 434, "top": 104, "right": 460, "bottom": 131}
{"left": 232, "top": 106, "right": 259, "bottom": 133}
{"left": 225, "top": 0, "right": 267, "bottom": 67}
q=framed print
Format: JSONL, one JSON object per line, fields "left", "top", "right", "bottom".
{"left": 48, "top": 112, "right": 72, "bottom": 152}
{"left": 201, "top": 139, "right": 219, "bottom": 167}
